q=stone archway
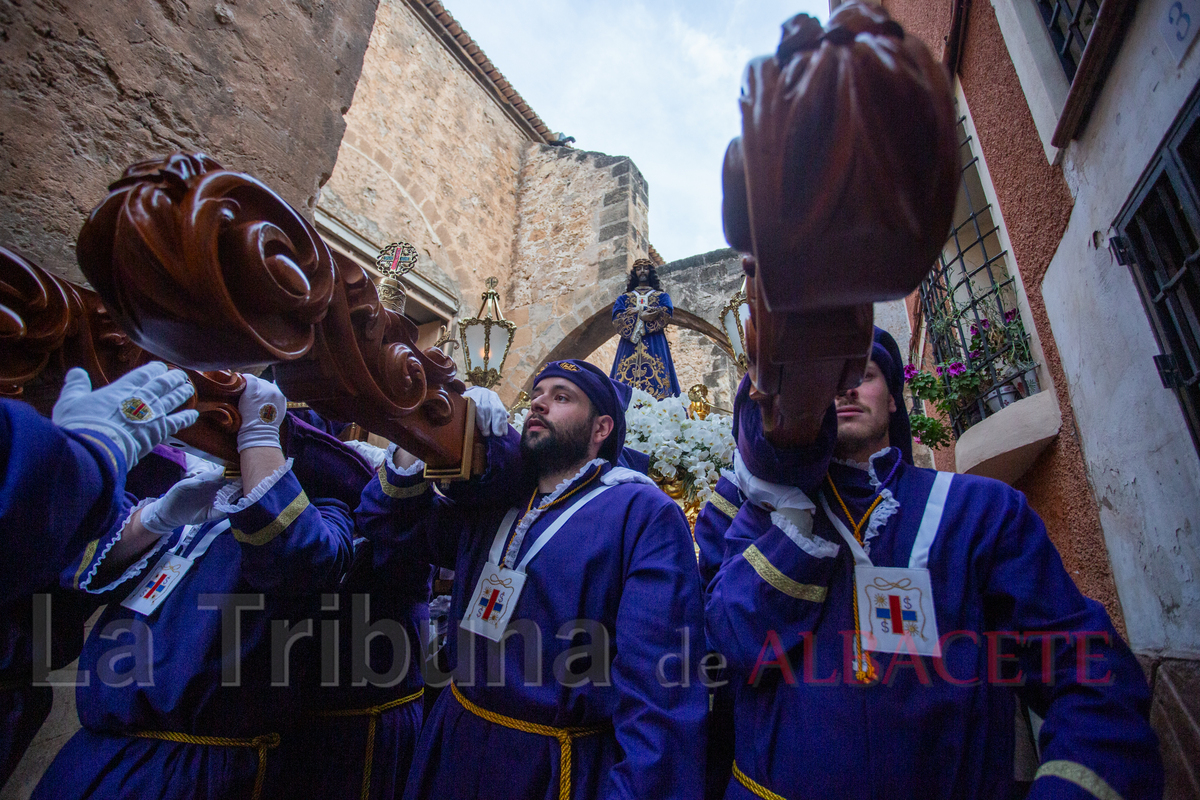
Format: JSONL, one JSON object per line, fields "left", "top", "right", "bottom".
{"left": 510, "top": 247, "right": 748, "bottom": 407}
{"left": 521, "top": 304, "right": 738, "bottom": 392}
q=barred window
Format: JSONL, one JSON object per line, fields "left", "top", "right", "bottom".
{"left": 1113, "top": 86, "right": 1200, "bottom": 455}
{"left": 918, "top": 112, "right": 1042, "bottom": 436}
{"left": 1034, "top": 0, "right": 1101, "bottom": 83}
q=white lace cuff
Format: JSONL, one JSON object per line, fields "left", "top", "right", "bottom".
{"left": 215, "top": 458, "right": 295, "bottom": 513}
{"left": 771, "top": 509, "right": 841, "bottom": 560}
{"left": 385, "top": 444, "right": 426, "bottom": 477}
{"left": 79, "top": 497, "right": 172, "bottom": 594}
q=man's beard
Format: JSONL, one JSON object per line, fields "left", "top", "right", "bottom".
{"left": 520, "top": 413, "right": 594, "bottom": 477}
{"left": 833, "top": 411, "right": 890, "bottom": 461}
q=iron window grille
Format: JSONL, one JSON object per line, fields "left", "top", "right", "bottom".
{"left": 1034, "top": 0, "right": 1101, "bottom": 84}
{"left": 1112, "top": 84, "right": 1200, "bottom": 456}
{"left": 918, "top": 113, "right": 1042, "bottom": 437}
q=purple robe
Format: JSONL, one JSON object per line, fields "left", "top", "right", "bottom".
{"left": 357, "top": 432, "right": 708, "bottom": 800}
{"left": 706, "top": 447, "right": 1162, "bottom": 800}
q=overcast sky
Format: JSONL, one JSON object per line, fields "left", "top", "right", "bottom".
{"left": 443, "top": 0, "right": 829, "bottom": 263}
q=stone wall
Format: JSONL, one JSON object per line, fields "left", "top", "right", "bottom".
{"left": 1, "top": 0, "right": 378, "bottom": 284}
{"left": 311, "top": 0, "right": 657, "bottom": 404}
{"left": 316, "top": 0, "right": 530, "bottom": 313}
{"left": 500, "top": 146, "right": 651, "bottom": 401}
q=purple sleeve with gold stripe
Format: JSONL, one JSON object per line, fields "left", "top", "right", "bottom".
{"left": 0, "top": 399, "right": 131, "bottom": 604}
{"left": 356, "top": 458, "right": 462, "bottom": 571}
{"left": 230, "top": 468, "right": 354, "bottom": 594}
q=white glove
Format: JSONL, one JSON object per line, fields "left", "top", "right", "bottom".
{"left": 53, "top": 363, "right": 199, "bottom": 470}
{"left": 183, "top": 452, "right": 221, "bottom": 478}
{"left": 464, "top": 386, "right": 509, "bottom": 438}
{"left": 344, "top": 439, "right": 388, "bottom": 470}
{"left": 237, "top": 375, "right": 286, "bottom": 452}
{"left": 140, "top": 468, "right": 229, "bottom": 536}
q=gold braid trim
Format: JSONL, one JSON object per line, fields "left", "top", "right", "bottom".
{"left": 451, "top": 682, "right": 608, "bottom": 800}
{"left": 614, "top": 343, "right": 670, "bottom": 399}
{"left": 742, "top": 545, "right": 827, "bottom": 602}
{"left": 233, "top": 490, "right": 310, "bottom": 546}
{"left": 613, "top": 304, "right": 639, "bottom": 339}
{"left": 377, "top": 465, "right": 430, "bottom": 500}
{"left": 639, "top": 291, "right": 669, "bottom": 334}
{"left": 707, "top": 493, "right": 740, "bottom": 519}
{"left": 314, "top": 688, "right": 424, "bottom": 800}
{"left": 71, "top": 538, "right": 100, "bottom": 590}
{"left": 1035, "top": 760, "right": 1125, "bottom": 800}
{"left": 732, "top": 761, "right": 789, "bottom": 800}
{"left": 130, "top": 730, "right": 280, "bottom": 800}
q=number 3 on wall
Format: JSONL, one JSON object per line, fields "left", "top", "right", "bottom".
{"left": 1170, "top": 1, "right": 1191, "bottom": 42}
{"left": 1162, "top": 0, "right": 1199, "bottom": 61}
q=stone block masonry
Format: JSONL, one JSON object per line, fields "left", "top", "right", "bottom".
{"left": 499, "top": 145, "right": 652, "bottom": 400}
{"left": 0, "top": 0, "right": 379, "bottom": 284}
{"left": 317, "top": 0, "right": 533, "bottom": 315}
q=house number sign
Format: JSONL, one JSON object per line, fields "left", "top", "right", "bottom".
{"left": 1162, "top": 0, "right": 1200, "bottom": 63}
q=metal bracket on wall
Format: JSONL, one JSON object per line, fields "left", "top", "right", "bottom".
{"left": 1155, "top": 353, "right": 1186, "bottom": 389}
{"left": 1109, "top": 234, "right": 1132, "bottom": 265}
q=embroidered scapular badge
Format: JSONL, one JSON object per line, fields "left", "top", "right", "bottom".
{"left": 461, "top": 563, "right": 526, "bottom": 642}
{"left": 258, "top": 404, "right": 278, "bottom": 424}
{"left": 854, "top": 566, "right": 942, "bottom": 657}
{"left": 121, "top": 553, "right": 191, "bottom": 616}
{"left": 119, "top": 397, "right": 155, "bottom": 423}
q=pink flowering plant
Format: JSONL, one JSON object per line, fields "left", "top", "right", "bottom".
{"left": 904, "top": 355, "right": 987, "bottom": 450}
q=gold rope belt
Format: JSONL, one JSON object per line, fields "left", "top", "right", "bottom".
{"left": 314, "top": 687, "right": 425, "bottom": 800}
{"left": 732, "top": 761, "right": 789, "bottom": 800}
{"left": 129, "top": 729, "right": 281, "bottom": 800}
{"left": 450, "top": 682, "right": 608, "bottom": 800}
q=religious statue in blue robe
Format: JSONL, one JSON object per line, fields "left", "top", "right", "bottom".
{"left": 610, "top": 259, "right": 681, "bottom": 398}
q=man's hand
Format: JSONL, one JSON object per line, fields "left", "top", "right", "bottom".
{"left": 236, "top": 375, "right": 286, "bottom": 452}
{"left": 464, "top": 386, "right": 510, "bottom": 437}
{"left": 53, "top": 362, "right": 199, "bottom": 470}
{"left": 140, "top": 468, "right": 229, "bottom": 536}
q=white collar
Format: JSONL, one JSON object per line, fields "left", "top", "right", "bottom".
{"left": 602, "top": 466, "right": 657, "bottom": 486}
{"left": 831, "top": 447, "right": 898, "bottom": 490}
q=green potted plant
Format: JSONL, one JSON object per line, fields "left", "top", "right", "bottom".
{"left": 904, "top": 361, "right": 983, "bottom": 446}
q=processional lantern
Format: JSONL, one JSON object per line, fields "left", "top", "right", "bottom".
{"left": 458, "top": 277, "right": 516, "bottom": 390}
{"left": 719, "top": 279, "right": 751, "bottom": 375}
{"left": 375, "top": 241, "right": 420, "bottom": 314}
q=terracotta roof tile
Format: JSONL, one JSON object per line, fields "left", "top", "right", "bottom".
{"left": 409, "top": 1, "right": 553, "bottom": 141}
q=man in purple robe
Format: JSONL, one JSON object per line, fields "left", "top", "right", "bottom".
{"left": 706, "top": 327, "right": 1162, "bottom": 800}
{"left": 358, "top": 359, "right": 707, "bottom": 800}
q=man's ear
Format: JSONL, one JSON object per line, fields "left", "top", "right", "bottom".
{"left": 593, "top": 415, "right": 614, "bottom": 445}
{"left": 888, "top": 394, "right": 897, "bottom": 414}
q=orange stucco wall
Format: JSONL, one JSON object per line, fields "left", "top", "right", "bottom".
{"left": 883, "top": 0, "right": 1124, "bottom": 632}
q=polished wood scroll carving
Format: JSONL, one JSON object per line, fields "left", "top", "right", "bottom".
{"left": 73, "top": 153, "right": 472, "bottom": 470}
{"left": 0, "top": 246, "right": 247, "bottom": 461}
{"left": 721, "top": 1, "right": 957, "bottom": 445}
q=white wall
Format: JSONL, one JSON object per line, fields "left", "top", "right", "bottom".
{"left": 1040, "top": 0, "right": 1200, "bottom": 657}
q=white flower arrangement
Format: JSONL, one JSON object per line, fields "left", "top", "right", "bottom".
{"left": 624, "top": 387, "right": 734, "bottom": 502}
{"left": 510, "top": 387, "right": 735, "bottom": 502}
